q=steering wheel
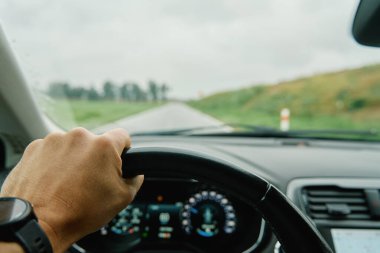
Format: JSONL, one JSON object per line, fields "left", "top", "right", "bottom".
{"left": 120, "top": 146, "right": 333, "bottom": 253}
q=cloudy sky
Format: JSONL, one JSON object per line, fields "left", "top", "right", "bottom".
{"left": 1, "top": 0, "right": 380, "bottom": 99}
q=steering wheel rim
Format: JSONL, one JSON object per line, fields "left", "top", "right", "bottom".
{"left": 121, "top": 146, "right": 333, "bottom": 253}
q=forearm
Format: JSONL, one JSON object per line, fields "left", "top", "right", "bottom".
{"left": 0, "top": 242, "right": 24, "bottom": 253}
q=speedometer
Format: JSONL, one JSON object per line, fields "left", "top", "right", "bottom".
{"left": 181, "top": 190, "right": 237, "bottom": 238}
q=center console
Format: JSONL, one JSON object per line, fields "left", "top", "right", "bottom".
{"left": 286, "top": 178, "right": 380, "bottom": 253}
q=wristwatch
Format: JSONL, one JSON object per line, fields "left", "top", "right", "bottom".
{"left": 0, "top": 197, "right": 53, "bottom": 253}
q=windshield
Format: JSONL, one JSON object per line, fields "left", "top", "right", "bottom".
{"left": 1, "top": 1, "right": 380, "bottom": 140}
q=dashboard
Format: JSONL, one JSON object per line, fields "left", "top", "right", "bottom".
{"left": 75, "top": 178, "right": 265, "bottom": 253}
{"left": 2, "top": 135, "right": 380, "bottom": 253}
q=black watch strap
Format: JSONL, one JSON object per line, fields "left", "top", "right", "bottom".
{"left": 15, "top": 220, "right": 53, "bottom": 253}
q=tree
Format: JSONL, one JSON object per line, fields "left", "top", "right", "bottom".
{"left": 120, "top": 83, "right": 132, "bottom": 101}
{"left": 160, "top": 83, "right": 170, "bottom": 101}
{"left": 131, "top": 83, "right": 147, "bottom": 101}
{"left": 69, "top": 87, "right": 86, "bottom": 99}
{"left": 47, "top": 82, "right": 71, "bottom": 98}
{"left": 87, "top": 87, "right": 100, "bottom": 100}
{"left": 148, "top": 80, "right": 159, "bottom": 101}
{"left": 103, "top": 81, "right": 116, "bottom": 100}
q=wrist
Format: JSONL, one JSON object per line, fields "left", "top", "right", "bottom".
{"left": 0, "top": 197, "right": 58, "bottom": 253}
{"left": 37, "top": 213, "right": 79, "bottom": 253}
{"left": 0, "top": 242, "right": 24, "bottom": 253}
{"left": 35, "top": 208, "right": 83, "bottom": 253}
{"left": 38, "top": 220, "right": 61, "bottom": 253}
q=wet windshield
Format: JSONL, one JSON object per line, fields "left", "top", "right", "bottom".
{"left": 1, "top": 1, "right": 380, "bottom": 139}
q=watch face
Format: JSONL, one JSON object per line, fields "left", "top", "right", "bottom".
{"left": 0, "top": 198, "right": 28, "bottom": 225}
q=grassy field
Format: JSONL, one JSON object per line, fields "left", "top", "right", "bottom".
{"left": 39, "top": 99, "right": 161, "bottom": 130}
{"left": 189, "top": 64, "right": 380, "bottom": 139}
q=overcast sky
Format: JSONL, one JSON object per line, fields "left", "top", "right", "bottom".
{"left": 1, "top": 0, "right": 380, "bottom": 99}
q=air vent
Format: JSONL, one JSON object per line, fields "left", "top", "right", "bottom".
{"left": 302, "top": 186, "right": 373, "bottom": 221}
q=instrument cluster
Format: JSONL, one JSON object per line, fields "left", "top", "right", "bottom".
{"left": 76, "top": 178, "right": 265, "bottom": 253}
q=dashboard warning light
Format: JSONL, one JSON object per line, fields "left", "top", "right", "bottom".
{"left": 157, "top": 195, "right": 164, "bottom": 202}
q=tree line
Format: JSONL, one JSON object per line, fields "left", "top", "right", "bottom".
{"left": 47, "top": 80, "right": 170, "bottom": 102}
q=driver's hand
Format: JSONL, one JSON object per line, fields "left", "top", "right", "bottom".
{"left": 0, "top": 128, "right": 144, "bottom": 253}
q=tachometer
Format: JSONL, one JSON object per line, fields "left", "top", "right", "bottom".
{"left": 181, "top": 191, "right": 237, "bottom": 238}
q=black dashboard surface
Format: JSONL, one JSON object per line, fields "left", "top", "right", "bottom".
{"left": 130, "top": 136, "right": 380, "bottom": 192}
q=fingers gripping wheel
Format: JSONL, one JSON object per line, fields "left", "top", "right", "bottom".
{"left": 121, "top": 147, "right": 333, "bottom": 253}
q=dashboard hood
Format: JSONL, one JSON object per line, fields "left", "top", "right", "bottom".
{"left": 132, "top": 136, "right": 380, "bottom": 192}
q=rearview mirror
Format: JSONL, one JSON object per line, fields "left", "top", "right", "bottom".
{"left": 352, "top": 0, "right": 380, "bottom": 47}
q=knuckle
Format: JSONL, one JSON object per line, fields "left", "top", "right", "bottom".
{"left": 69, "top": 127, "right": 90, "bottom": 139}
{"left": 125, "top": 195, "right": 133, "bottom": 205}
{"left": 45, "top": 132, "right": 64, "bottom": 142}
{"left": 24, "top": 139, "right": 43, "bottom": 153}
{"left": 125, "top": 136, "right": 132, "bottom": 148}
{"left": 123, "top": 184, "right": 137, "bottom": 204}
{"left": 114, "top": 156, "right": 123, "bottom": 170}
{"left": 123, "top": 189, "right": 135, "bottom": 204}
{"left": 114, "top": 183, "right": 135, "bottom": 206}
{"left": 115, "top": 128, "right": 131, "bottom": 139}
{"left": 118, "top": 128, "right": 131, "bottom": 146}
{"left": 95, "top": 135, "right": 114, "bottom": 149}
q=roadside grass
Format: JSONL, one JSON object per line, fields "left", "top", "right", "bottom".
{"left": 38, "top": 98, "right": 162, "bottom": 130}
{"left": 189, "top": 64, "right": 380, "bottom": 140}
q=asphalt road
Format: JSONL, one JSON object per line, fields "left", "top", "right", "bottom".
{"left": 93, "top": 102, "right": 230, "bottom": 134}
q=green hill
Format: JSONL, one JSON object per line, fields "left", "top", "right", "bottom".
{"left": 189, "top": 64, "right": 380, "bottom": 132}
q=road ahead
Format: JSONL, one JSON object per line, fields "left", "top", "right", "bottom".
{"left": 93, "top": 102, "right": 229, "bottom": 134}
